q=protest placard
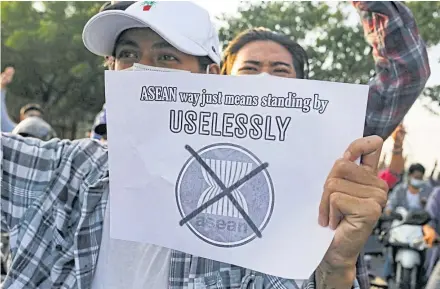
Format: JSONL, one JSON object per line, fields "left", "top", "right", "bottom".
{"left": 105, "top": 71, "right": 369, "bottom": 279}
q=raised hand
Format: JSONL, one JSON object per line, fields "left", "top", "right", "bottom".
{"left": 316, "top": 136, "right": 388, "bottom": 288}
{"left": 1, "top": 67, "right": 15, "bottom": 89}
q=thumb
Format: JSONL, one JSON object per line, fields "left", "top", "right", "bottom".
{"left": 344, "top": 135, "right": 383, "bottom": 173}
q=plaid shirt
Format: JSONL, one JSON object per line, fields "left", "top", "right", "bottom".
{"left": 1, "top": 1, "right": 430, "bottom": 289}
{"left": 357, "top": 1, "right": 430, "bottom": 139}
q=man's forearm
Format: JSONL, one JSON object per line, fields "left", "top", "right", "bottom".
{"left": 315, "top": 261, "right": 356, "bottom": 289}
{"left": 388, "top": 144, "right": 404, "bottom": 175}
{"left": 1, "top": 89, "right": 17, "bottom": 132}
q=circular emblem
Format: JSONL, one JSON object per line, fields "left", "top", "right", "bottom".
{"left": 176, "top": 143, "right": 274, "bottom": 247}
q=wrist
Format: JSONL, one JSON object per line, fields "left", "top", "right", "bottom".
{"left": 315, "top": 259, "right": 356, "bottom": 289}
{"left": 392, "top": 148, "right": 403, "bottom": 155}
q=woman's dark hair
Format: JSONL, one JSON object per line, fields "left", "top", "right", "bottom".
{"left": 221, "top": 27, "right": 309, "bottom": 79}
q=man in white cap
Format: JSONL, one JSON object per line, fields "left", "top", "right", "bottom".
{"left": 1, "top": 2, "right": 389, "bottom": 289}
{"left": 82, "top": 1, "right": 221, "bottom": 73}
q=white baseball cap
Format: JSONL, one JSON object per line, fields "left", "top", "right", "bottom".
{"left": 82, "top": 1, "right": 221, "bottom": 64}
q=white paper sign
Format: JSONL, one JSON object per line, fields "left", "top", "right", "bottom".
{"left": 105, "top": 71, "right": 369, "bottom": 279}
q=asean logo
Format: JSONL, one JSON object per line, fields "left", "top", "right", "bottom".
{"left": 176, "top": 143, "right": 274, "bottom": 247}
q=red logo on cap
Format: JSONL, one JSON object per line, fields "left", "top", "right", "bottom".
{"left": 141, "top": 1, "right": 156, "bottom": 11}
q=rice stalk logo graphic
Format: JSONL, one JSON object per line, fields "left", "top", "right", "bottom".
{"left": 176, "top": 143, "right": 274, "bottom": 247}
{"left": 141, "top": 1, "right": 156, "bottom": 11}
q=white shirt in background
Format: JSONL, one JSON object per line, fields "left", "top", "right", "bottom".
{"left": 91, "top": 203, "right": 171, "bottom": 289}
{"left": 406, "top": 190, "right": 422, "bottom": 210}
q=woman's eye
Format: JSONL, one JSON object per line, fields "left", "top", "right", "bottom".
{"left": 274, "top": 69, "right": 289, "bottom": 74}
{"left": 237, "top": 66, "right": 259, "bottom": 75}
{"left": 158, "top": 54, "right": 178, "bottom": 61}
{"left": 240, "top": 66, "right": 258, "bottom": 71}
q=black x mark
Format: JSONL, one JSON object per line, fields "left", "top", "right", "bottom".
{"left": 179, "top": 145, "right": 268, "bottom": 238}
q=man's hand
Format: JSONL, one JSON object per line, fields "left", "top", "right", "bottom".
{"left": 1, "top": 67, "right": 15, "bottom": 89}
{"left": 423, "top": 225, "right": 437, "bottom": 247}
{"left": 316, "top": 136, "right": 388, "bottom": 289}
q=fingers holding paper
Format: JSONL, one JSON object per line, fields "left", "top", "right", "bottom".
{"left": 318, "top": 135, "right": 389, "bottom": 266}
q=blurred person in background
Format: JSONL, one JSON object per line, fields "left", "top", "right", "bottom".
{"left": 18, "top": 103, "right": 44, "bottom": 121}
{"left": 1, "top": 67, "right": 17, "bottom": 132}
{"left": 424, "top": 186, "right": 440, "bottom": 288}
{"left": 384, "top": 163, "right": 437, "bottom": 281}
{"left": 386, "top": 163, "right": 427, "bottom": 212}
{"left": 425, "top": 161, "right": 440, "bottom": 195}
{"left": 11, "top": 116, "right": 57, "bottom": 141}
{"left": 1, "top": 67, "right": 45, "bottom": 132}
{"left": 221, "top": 2, "right": 430, "bottom": 288}
{"left": 90, "top": 105, "right": 107, "bottom": 143}
{"left": 378, "top": 124, "right": 406, "bottom": 191}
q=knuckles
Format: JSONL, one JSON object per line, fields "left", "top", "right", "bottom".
{"left": 324, "top": 177, "right": 339, "bottom": 192}
{"left": 366, "top": 201, "right": 383, "bottom": 222}
{"left": 376, "top": 189, "right": 388, "bottom": 208}
{"left": 371, "top": 177, "right": 389, "bottom": 208}
{"left": 366, "top": 188, "right": 388, "bottom": 210}
{"left": 376, "top": 178, "right": 389, "bottom": 193}
{"left": 329, "top": 192, "right": 342, "bottom": 207}
{"left": 325, "top": 155, "right": 389, "bottom": 215}
{"left": 357, "top": 199, "right": 382, "bottom": 224}
{"left": 334, "top": 158, "right": 350, "bottom": 174}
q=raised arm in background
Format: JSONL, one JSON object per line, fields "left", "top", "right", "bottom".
{"left": 1, "top": 67, "right": 17, "bottom": 132}
{"left": 355, "top": 1, "right": 431, "bottom": 140}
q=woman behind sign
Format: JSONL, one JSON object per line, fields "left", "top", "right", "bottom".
{"left": 220, "top": 2, "right": 430, "bottom": 289}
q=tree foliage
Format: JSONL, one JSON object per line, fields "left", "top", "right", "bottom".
{"left": 404, "top": 1, "right": 440, "bottom": 106}
{"left": 217, "top": 1, "right": 440, "bottom": 105}
{"left": 1, "top": 1, "right": 104, "bottom": 138}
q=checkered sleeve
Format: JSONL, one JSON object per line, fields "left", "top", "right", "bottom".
{"left": 1, "top": 134, "right": 72, "bottom": 231}
{"left": 353, "top": 1, "right": 431, "bottom": 139}
{"left": 1, "top": 133, "right": 109, "bottom": 289}
{"left": 299, "top": 272, "right": 360, "bottom": 289}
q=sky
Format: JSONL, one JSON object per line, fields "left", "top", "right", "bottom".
{"left": 194, "top": 0, "right": 440, "bottom": 175}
